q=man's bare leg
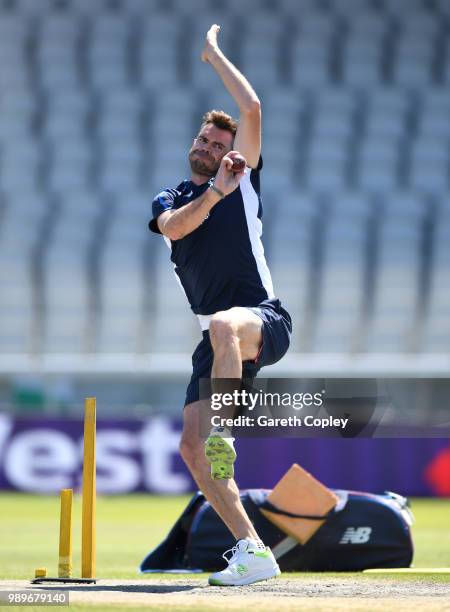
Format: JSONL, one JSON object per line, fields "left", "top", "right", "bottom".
{"left": 180, "top": 307, "right": 264, "bottom": 540}
{"left": 180, "top": 400, "right": 259, "bottom": 541}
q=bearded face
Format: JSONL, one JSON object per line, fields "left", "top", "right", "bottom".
{"left": 188, "top": 124, "right": 233, "bottom": 178}
{"left": 188, "top": 148, "right": 221, "bottom": 177}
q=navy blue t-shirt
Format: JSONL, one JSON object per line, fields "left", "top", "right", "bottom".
{"left": 149, "top": 157, "right": 274, "bottom": 325}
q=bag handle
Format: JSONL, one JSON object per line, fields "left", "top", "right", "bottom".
{"left": 259, "top": 499, "right": 333, "bottom": 520}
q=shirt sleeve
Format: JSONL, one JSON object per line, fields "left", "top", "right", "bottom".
{"left": 248, "top": 155, "right": 263, "bottom": 195}
{"left": 148, "top": 189, "right": 176, "bottom": 234}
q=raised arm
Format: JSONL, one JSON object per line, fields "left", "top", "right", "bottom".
{"left": 201, "top": 25, "right": 261, "bottom": 169}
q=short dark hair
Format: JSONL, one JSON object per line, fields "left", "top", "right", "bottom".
{"left": 200, "top": 109, "right": 238, "bottom": 137}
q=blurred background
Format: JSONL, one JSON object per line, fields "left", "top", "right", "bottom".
{"left": 0, "top": 0, "right": 449, "bottom": 497}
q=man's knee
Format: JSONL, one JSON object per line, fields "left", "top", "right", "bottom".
{"left": 179, "top": 433, "right": 203, "bottom": 467}
{"left": 209, "top": 313, "right": 238, "bottom": 349}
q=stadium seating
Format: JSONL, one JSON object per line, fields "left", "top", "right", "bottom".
{"left": 0, "top": 0, "right": 449, "bottom": 360}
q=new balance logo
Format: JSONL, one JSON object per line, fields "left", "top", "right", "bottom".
{"left": 340, "top": 527, "right": 372, "bottom": 544}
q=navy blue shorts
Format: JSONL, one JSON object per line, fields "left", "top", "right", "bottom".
{"left": 184, "top": 298, "right": 292, "bottom": 406}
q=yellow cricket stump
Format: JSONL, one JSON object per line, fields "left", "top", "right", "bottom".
{"left": 363, "top": 568, "right": 450, "bottom": 575}
{"left": 82, "top": 397, "right": 96, "bottom": 579}
{"left": 31, "top": 398, "right": 97, "bottom": 585}
{"left": 58, "top": 489, "right": 73, "bottom": 578}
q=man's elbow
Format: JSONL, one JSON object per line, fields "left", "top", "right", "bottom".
{"left": 158, "top": 217, "right": 184, "bottom": 241}
{"left": 242, "top": 98, "right": 261, "bottom": 116}
{"left": 163, "top": 228, "right": 184, "bottom": 241}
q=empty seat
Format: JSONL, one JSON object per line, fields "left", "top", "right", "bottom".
{"left": 313, "top": 219, "right": 367, "bottom": 353}
{"left": 0, "top": 89, "right": 35, "bottom": 116}
{"left": 15, "top": 0, "right": 54, "bottom": 14}
{"left": 96, "top": 112, "right": 140, "bottom": 140}
{"left": 39, "top": 59, "right": 82, "bottom": 91}
{"left": 400, "top": 12, "right": 440, "bottom": 38}
{"left": 0, "top": 111, "right": 33, "bottom": 139}
{"left": 329, "top": 192, "right": 373, "bottom": 219}
{"left": 359, "top": 139, "right": 400, "bottom": 167}
{"left": 3, "top": 190, "right": 49, "bottom": 221}
{"left": 300, "top": 14, "right": 337, "bottom": 38}
{"left": 96, "top": 246, "right": 146, "bottom": 353}
{"left": 100, "top": 89, "right": 142, "bottom": 115}
{"left": 39, "top": 14, "right": 82, "bottom": 43}
{"left": 346, "top": 13, "right": 390, "bottom": 37}
{"left": 369, "top": 88, "right": 409, "bottom": 113}
{"left": 270, "top": 193, "right": 317, "bottom": 350}
{"left": 308, "top": 162, "right": 348, "bottom": 192}
{"left": 0, "top": 310, "right": 33, "bottom": 353}
{"left": 0, "top": 254, "right": 35, "bottom": 353}
{"left": 147, "top": 241, "right": 198, "bottom": 353}
{"left": 410, "top": 137, "right": 449, "bottom": 164}
{"left": 58, "top": 191, "right": 102, "bottom": 216}
{"left": 89, "top": 59, "right": 130, "bottom": 90}
{"left": 98, "top": 159, "right": 140, "bottom": 193}
{"left": 384, "top": 192, "right": 426, "bottom": 219}
{"left": 394, "top": 39, "right": 435, "bottom": 86}
{"left": 357, "top": 157, "right": 400, "bottom": 191}
{"left": 42, "top": 248, "right": 91, "bottom": 353}
{"left": 240, "top": 42, "right": 281, "bottom": 88}
{"left": 418, "top": 112, "right": 450, "bottom": 137}
{"left": 43, "top": 111, "right": 87, "bottom": 139}
{"left": 421, "top": 89, "right": 450, "bottom": 113}
{"left": 423, "top": 216, "right": 450, "bottom": 351}
{"left": 244, "top": 14, "right": 286, "bottom": 39}
{"left": 344, "top": 52, "right": 383, "bottom": 86}
{"left": 382, "top": 1, "right": 433, "bottom": 16}
{"left": 365, "top": 217, "right": 422, "bottom": 352}
{"left": 316, "top": 88, "right": 357, "bottom": 113}
{"left": 309, "top": 139, "right": 349, "bottom": 164}
{"left": 121, "top": 0, "right": 161, "bottom": 14}
{"left": 409, "top": 160, "right": 449, "bottom": 193}
{"left": 290, "top": 39, "right": 331, "bottom": 86}
{"left": 69, "top": 0, "right": 111, "bottom": 15}
{"left": 46, "top": 89, "right": 91, "bottom": 115}
{"left": 47, "top": 159, "right": 91, "bottom": 192}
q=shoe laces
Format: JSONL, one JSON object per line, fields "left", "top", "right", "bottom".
{"left": 222, "top": 539, "right": 265, "bottom": 565}
{"left": 222, "top": 545, "right": 240, "bottom": 564}
{"left": 210, "top": 426, "right": 234, "bottom": 440}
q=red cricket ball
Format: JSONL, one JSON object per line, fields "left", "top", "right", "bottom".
{"left": 231, "top": 155, "right": 246, "bottom": 172}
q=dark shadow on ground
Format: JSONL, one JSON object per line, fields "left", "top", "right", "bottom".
{"left": 29, "top": 584, "right": 200, "bottom": 594}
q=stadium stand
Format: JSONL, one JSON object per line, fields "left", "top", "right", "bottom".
{"left": 0, "top": 0, "right": 449, "bottom": 365}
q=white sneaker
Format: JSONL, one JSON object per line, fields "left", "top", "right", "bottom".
{"left": 205, "top": 427, "right": 237, "bottom": 479}
{"left": 208, "top": 538, "right": 281, "bottom": 586}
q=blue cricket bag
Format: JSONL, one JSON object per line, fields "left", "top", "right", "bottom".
{"left": 140, "top": 489, "right": 414, "bottom": 572}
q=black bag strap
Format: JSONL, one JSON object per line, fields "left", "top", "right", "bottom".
{"left": 259, "top": 499, "right": 333, "bottom": 520}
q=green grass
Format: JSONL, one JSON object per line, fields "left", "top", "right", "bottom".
{"left": 0, "top": 494, "right": 191, "bottom": 580}
{"left": 0, "top": 494, "right": 449, "bottom": 581}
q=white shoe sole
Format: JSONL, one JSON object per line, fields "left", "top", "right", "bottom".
{"left": 209, "top": 565, "right": 281, "bottom": 586}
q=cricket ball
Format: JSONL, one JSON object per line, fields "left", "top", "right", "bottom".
{"left": 231, "top": 154, "right": 246, "bottom": 172}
